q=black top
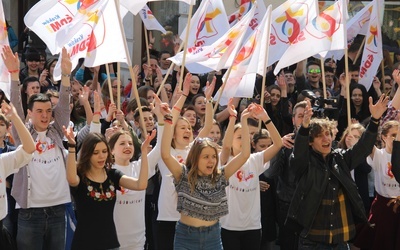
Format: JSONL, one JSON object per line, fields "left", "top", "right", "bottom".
{"left": 71, "top": 169, "right": 123, "bottom": 250}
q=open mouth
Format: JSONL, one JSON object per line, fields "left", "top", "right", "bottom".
{"left": 322, "top": 143, "right": 330, "bottom": 148}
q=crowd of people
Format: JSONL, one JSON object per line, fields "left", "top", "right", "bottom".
{"left": 0, "top": 22, "right": 399, "bottom": 250}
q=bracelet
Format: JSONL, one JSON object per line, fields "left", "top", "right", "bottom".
{"left": 264, "top": 119, "right": 272, "bottom": 125}
{"left": 164, "top": 113, "right": 173, "bottom": 121}
{"left": 158, "top": 122, "right": 165, "bottom": 126}
{"left": 92, "top": 121, "right": 100, "bottom": 124}
{"left": 68, "top": 143, "right": 76, "bottom": 148}
{"left": 68, "top": 151, "right": 76, "bottom": 153}
{"left": 173, "top": 106, "right": 181, "bottom": 112}
{"left": 229, "top": 115, "right": 237, "bottom": 119}
{"left": 207, "top": 98, "right": 213, "bottom": 104}
{"left": 370, "top": 116, "right": 380, "bottom": 123}
{"left": 93, "top": 111, "right": 101, "bottom": 116}
{"left": 145, "top": 78, "right": 150, "bottom": 81}
{"left": 182, "top": 93, "right": 188, "bottom": 98}
{"left": 8, "top": 69, "right": 19, "bottom": 73}
{"left": 61, "top": 73, "right": 71, "bottom": 77}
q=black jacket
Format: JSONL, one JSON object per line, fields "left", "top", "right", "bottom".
{"left": 286, "top": 121, "right": 378, "bottom": 233}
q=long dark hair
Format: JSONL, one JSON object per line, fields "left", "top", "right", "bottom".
{"left": 77, "top": 133, "right": 113, "bottom": 180}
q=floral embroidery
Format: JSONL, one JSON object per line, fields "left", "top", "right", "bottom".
{"left": 86, "top": 179, "right": 116, "bottom": 201}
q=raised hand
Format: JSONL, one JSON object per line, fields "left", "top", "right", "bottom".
{"left": 62, "top": 126, "right": 76, "bottom": 144}
{"left": 142, "top": 129, "right": 156, "bottom": 151}
{"left": 61, "top": 48, "right": 72, "bottom": 75}
{"left": 1, "top": 101, "right": 17, "bottom": 119}
{"left": 204, "top": 76, "right": 216, "bottom": 101}
{"left": 1, "top": 45, "right": 19, "bottom": 72}
{"left": 282, "top": 133, "right": 295, "bottom": 149}
{"left": 249, "top": 103, "right": 269, "bottom": 122}
{"left": 79, "top": 86, "right": 90, "bottom": 105}
{"left": 227, "top": 98, "right": 237, "bottom": 117}
{"left": 182, "top": 73, "right": 192, "bottom": 96}
{"left": 302, "top": 99, "right": 313, "bottom": 128}
{"left": 369, "top": 94, "right": 389, "bottom": 119}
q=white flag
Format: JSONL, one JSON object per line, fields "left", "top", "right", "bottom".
{"left": 268, "top": 0, "right": 318, "bottom": 66}
{"left": 24, "top": 0, "right": 79, "bottom": 54}
{"left": 53, "top": 0, "right": 127, "bottom": 81}
{"left": 217, "top": 6, "right": 272, "bottom": 105}
{"left": 358, "top": 0, "right": 382, "bottom": 90}
{"left": 0, "top": 0, "right": 10, "bottom": 98}
{"left": 274, "top": 0, "right": 347, "bottom": 75}
{"left": 139, "top": 5, "right": 166, "bottom": 34}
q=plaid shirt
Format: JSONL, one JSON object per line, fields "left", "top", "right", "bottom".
{"left": 381, "top": 103, "right": 399, "bottom": 125}
{"left": 302, "top": 173, "right": 356, "bottom": 244}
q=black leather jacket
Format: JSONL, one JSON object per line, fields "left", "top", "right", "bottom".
{"left": 286, "top": 121, "right": 378, "bottom": 233}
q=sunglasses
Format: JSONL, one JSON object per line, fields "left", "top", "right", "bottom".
{"left": 384, "top": 79, "right": 392, "bottom": 84}
{"left": 308, "top": 69, "right": 321, "bottom": 74}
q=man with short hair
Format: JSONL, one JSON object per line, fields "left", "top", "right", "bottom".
{"left": 7, "top": 47, "right": 72, "bottom": 250}
{"left": 288, "top": 97, "right": 388, "bottom": 249}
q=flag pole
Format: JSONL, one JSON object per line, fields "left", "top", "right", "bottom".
{"left": 117, "top": 62, "right": 121, "bottom": 110}
{"left": 353, "top": 37, "right": 365, "bottom": 65}
{"left": 320, "top": 57, "right": 327, "bottom": 99}
{"left": 258, "top": 6, "right": 272, "bottom": 131}
{"left": 178, "top": 4, "right": 194, "bottom": 91}
{"left": 345, "top": 48, "right": 351, "bottom": 127}
{"left": 144, "top": 27, "right": 154, "bottom": 86}
{"left": 105, "top": 64, "right": 115, "bottom": 104}
{"left": 114, "top": 0, "right": 146, "bottom": 134}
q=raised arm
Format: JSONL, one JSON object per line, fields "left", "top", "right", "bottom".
{"left": 63, "top": 126, "right": 80, "bottom": 187}
{"left": 251, "top": 104, "right": 283, "bottom": 164}
{"left": 220, "top": 98, "right": 237, "bottom": 165}
{"left": 160, "top": 103, "right": 184, "bottom": 182}
{"left": 119, "top": 130, "right": 156, "bottom": 190}
{"left": 2, "top": 102, "right": 35, "bottom": 153}
{"left": 391, "top": 69, "right": 400, "bottom": 110}
{"left": 172, "top": 73, "right": 191, "bottom": 124}
{"left": 223, "top": 106, "right": 251, "bottom": 179}
{"left": 197, "top": 76, "right": 216, "bottom": 138}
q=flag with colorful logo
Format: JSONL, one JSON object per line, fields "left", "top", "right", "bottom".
{"left": 0, "top": 0, "right": 10, "bottom": 98}
{"left": 139, "top": 5, "right": 166, "bottom": 34}
{"left": 216, "top": 5, "right": 272, "bottom": 105}
{"left": 180, "top": 0, "right": 229, "bottom": 50}
{"left": 169, "top": 3, "right": 256, "bottom": 73}
{"left": 358, "top": 0, "right": 382, "bottom": 90}
{"left": 317, "top": 1, "right": 373, "bottom": 61}
{"left": 24, "top": 0, "right": 81, "bottom": 54}
{"left": 268, "top": 0, "right": 318, "bottom": 67}
{"left": 53, "top": 0, "right": 128, "bottom": 80}
{"left": 274, "top": 0, "right": 347, "bottom": 75}
{"left": 120, "top": 0, "right": 196, "bottom": 15}
{"left": 227, "top": 0, "right": 254, "bottom": 26}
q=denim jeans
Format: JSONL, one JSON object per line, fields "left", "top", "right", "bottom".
{"left": 174, "top": 221, "right": 222, "bottom": 250}
{"left": 17, "top": 204, "right": 66, "bottom": 250}
{"left": 299, "top": 237, "right": 350, "bottom": 250}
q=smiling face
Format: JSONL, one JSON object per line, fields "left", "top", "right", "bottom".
{"left": 208, "top": 124, "right": 221, "bottom": 143}
{"left": 193, "top": 96, "right": 206, "bottom": 116}
{"left": 270, "top": 88, "right": 281, "bottom": 106}
{"left": 189, "top": 75, "right": 201, "bottom": 95}
{"left": 90, "top": 142, "right": 109, "bottom": 170}
{"left": 306, "top": 65, "right": 321, "bottom": 84}
{"left": 112, "top": 134, "right": 134, "bottom": 164}
{"left": 197, "top": 146, "right": 218, "bottom": 176}
{"left": 351, "top": 88, "right": 363, "bottom": 108}
{"left": 310, "top": 127, "right": 332, "bottom": 158}
{"left": 159, "top": 52, "right": 171, "bottom": 70}
{"left": 173, "top": 119, "right": 193, "bottom": 149}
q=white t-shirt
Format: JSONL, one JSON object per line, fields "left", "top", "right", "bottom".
{"left": 220, "top": 151, "right": 269, "bottom": 231}
{"left": 113, "top": 125, "right": 163, "bottom": 250}
{"left": 157, "top": 147, "right": 189, "bottom": 221}
{"left": 367, "top": 148, "right": 400, "bottom": 198}
{"left": 29, "top": 131, "right": 70, "bottom": 207}
{"left": 0, "top": 146, "right": 32, "bottom": 220}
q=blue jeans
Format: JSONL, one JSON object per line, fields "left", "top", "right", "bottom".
{"left": 17, "top": 204, "right": 66, "bottom": 250}
{"left": 174, "top": 221, "right": 222, "bottom": 250}
{"left": 299, "top": 237, "right": 350, "bottom": 250}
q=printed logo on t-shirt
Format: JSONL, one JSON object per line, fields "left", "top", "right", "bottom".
{"left": 387, "top": 161, "right": 394, "bottom": 179}
{"left": 236, "top": 170, "right": 254, "bottom": 182}
{"left": 35, "top": 140, "right": 55, "bottom": 154}
{"left": 176, "top": 155, "right": 185, "bottom": 164}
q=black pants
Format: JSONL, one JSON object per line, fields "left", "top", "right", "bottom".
{"left": 154, "top": 220, "right": 176, "bottom": 250}
{"left": 221, "top": 228, "right": 261, "bottom": 250}
{"left": 277, "top": 199, "right": 298, "bottom": 250}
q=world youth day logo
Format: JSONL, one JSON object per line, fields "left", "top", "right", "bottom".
{"left": 193, "top": 5, "right": 223, "bottom": 47}
{"left": 366, "top": 24, "right": 379, "bottom": 54}
{"left": 142, "top": 8, "right": 155, "bottom": 20}
{"left": 307, "top": 3, "right": 342, "bottom": 40}
{"left": 273, "top": 2, "right": 313, "bottom": 45}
